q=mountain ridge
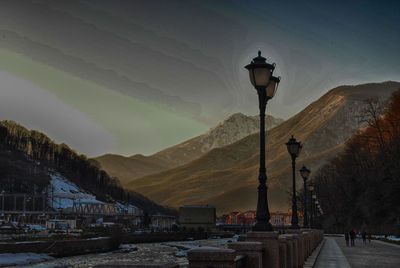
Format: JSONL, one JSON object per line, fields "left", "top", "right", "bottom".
{"left": 126, "top": 81, "right": 400, "bottom": 214}
{"left": 94, "top": 113, "right": 283, "bottom": 185}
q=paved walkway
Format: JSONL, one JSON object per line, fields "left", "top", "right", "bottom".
{"left": 336, "top": 237, "right": 400, "bottom": 268}
{"left": 314, "top": 237, "right": 351, "bottom": 268}
{"left": 315, "top": 237, "right": 400, "bottom": 268}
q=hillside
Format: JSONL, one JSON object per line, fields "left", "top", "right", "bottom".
{"left": 127, "top": 81, "right": 400, "bottom": 215}
{"left": 94, "top": 113, "right": 283, "bottom": 185}
{"left": 0, "top": 120, "right": 173, "bottom": 215}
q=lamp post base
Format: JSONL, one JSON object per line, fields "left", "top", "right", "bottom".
{"left": 252, "top": 221, "right": 273, "bottom": 232}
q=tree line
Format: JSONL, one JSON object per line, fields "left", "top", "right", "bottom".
{"left": 313, "top": 89, "right": 400, "bottom": 234}
{"left": 0, "top": 121, "right": 174, "bottom": 215}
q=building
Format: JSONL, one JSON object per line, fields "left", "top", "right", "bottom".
{"left": 46, "top": 219, "right": 76, "bottom": 229}
{"left": 224, "top": 211, "right": 256, "bottom": 225}
{"left": 179, "top": 205, "right": 216, "bottom": 230}
{"left": 220, "top": 210, "right": 303, "bottom": 227}
{"left": 150, "top": 214, "right": 176, "bottom": 230}
{"left": 270, "top": 211, "right": 304, "bottom": 226}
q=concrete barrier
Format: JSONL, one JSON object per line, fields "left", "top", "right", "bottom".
{"left": 278, "top": 236, "right": 287, "bottom": 268}
{"left": 246, "top": 231, "right": 280, "bottom": 268}
{"left": 187, "top": 248, "right": 236, "bottom": 268}
{"left": 94, "top": 264, "right": 178, "bottom": 268}
{"left": 301, "top": 231, "right": 311, "bottom": 259}
{"left": 286, "top": 230, "right": 304, "bottom": 267}
{"left": 185, "top": 229, "right": 324, "bottom": 268}
{"left": 280, "top": 234, "right": 295, "bottom": 268}
{"left": 228, "top": 241, "right": 263, "bottom": 268}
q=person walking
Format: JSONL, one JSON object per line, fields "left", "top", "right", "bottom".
{"left": 362, "top": 231, "right": 367, "bottom": 244}
{"left": 350, "top": 230, "right": 355, "bottom": 247}
{"left": 345, "top": 231, "right": 349, "bottom": 246}
{"left": 367, "top": 232, "right": 371, "bottom": 244}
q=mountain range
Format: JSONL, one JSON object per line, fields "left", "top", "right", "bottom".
{"left": 120, "top": 82, "right": 400, "bottom": 215}
{"left": 94, "top": 113, "right": 284, "bottom": 185}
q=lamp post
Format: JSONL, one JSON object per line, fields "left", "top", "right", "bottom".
{"left": 315, "top": 200, "right": 320, "bottom": 227}
{"left": 299, "top": 165, "right": 311, "bottom": 228}
{"left": 308, "top": 182, "right": 314, "bottom": 227}
{"left": 245, "top": 51, "right": 280, "bottom": 231}
{"left": 311, "top": 192, "right": 316, "bottom": 228}
{"left": 286, "top": 135, "right": 302, "bottom": 229}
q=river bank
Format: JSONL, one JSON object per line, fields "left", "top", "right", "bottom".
{"left": 0, "top": 232, "right": 233, "bottom": 256}
{"left": 27, "top": 238, "right": 235, "bottom": 268}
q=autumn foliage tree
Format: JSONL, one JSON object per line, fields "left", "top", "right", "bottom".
{"left": 314, "top": 89, "right": 400, "bottom": 234}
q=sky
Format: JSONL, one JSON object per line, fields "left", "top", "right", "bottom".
{"left": 0, "top": 0, "right": 399, "bottom": 157}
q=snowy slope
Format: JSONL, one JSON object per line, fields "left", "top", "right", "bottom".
{"left": 49, "top": 172, "right": 103, "bottom": 210}
{"left": 48, "top": 172, "right": 140, "bottom": 214}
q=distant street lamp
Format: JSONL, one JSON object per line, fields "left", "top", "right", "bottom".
{"left": 309, "top": 182, "right": 315, "bottom": 227}
{"left": 300, "top": 165, "right": 311, "bottom": 228}
{"left": 311, "top": 191, "right": 317, "bottom": 228}
{"left": 286, "top": 135, "right": 302, "bottom": 229}
{"left": 315, "top": 200, "right": 320, "bottom": 227}
{"left": 245, "top": 51, "right": 280, "bottom": 231}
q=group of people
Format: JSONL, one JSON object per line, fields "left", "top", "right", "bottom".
{"left": 345, "top": 230, "right": 371, "bottom": 246}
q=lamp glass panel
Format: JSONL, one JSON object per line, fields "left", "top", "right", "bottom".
{"left": 300, "top": 169, "right": 310, "bottom": 179}
{"left": 249, "top": 70, "right": 256, "bottom": 86}
{"left": 252, "top": 67, "right": 271, "bottom": 87}
{"left": 297, "top": 145, "right": 302, "bottom": 156}
{"left": 266, "top": 80, "right": 277, "bottom": 99}
{"left": 288, "top": 143, "right": 300, "bottom": 155}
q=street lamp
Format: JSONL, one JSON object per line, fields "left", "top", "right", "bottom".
{"left": 286, "top": 135, "right": 302, "bottom": 229}
{"left": 311, "top": 192, "right": 317, "bottom": 228}
{"left": 308, "top": 183, "right": 315, "bottom": 227}
{"left": 299, "top": 165, "right": 311, "bottom": 228}
{"left": 315, "top": 200, "right": 320, "bottom": 227}
{"left": 245, "top": 51, "right": 280, "bottom": 231}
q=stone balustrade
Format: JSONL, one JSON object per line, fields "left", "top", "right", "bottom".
{"left": 228, "top": 241, "right": 263, "bottom": 268}
{"left": 187, "top": 229, "right": 324, "bottom": 268}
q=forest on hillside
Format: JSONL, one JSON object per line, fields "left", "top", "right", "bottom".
{"left": 313, "top": 89, "right": 400, "bottom": 234}
{"left": 0, "top": 121, "right": 174, "bottom": 215}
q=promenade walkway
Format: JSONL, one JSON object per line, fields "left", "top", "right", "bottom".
{"left": 314, "top": 237, "right": 350, "bottom": 268}
{"left": 315, "top": 237, "right": 400, "bottom": 268}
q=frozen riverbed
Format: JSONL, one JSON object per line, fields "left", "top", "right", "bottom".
{"left": 29, "top": 238, "right": 235, "bottom": 267}
{"left": 0, "top": 253, "right": 54, "bottom": 267}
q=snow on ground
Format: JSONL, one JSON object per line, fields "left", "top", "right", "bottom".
{"left": 49, "top": 173, "right": 103, "bottom": 210}
{"left": 373, "top": 235, "right": 400, "bottom": 241}
{"left": 387, "top": 236, "right": 400, "bottom": 241}
{"left": 47, "top": 172, "right": 141, "bottom": 214}
{"left": 116, "top": 202, "right": 141, "bottom": 214}
{"left": 0, "top": 253, "right": 54, "bottom": 266}
{"left": 163, "top": 239, "right": 232, "bottom": 257}
{"left": 27, "top": 225, "right": 46, "bottom": 231}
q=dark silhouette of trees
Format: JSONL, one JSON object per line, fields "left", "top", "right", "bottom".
{"left": 0, "top": 121, "right": 175, "bottom": 215}
{"left": 313, "top": 89, "right": 400, "bottom": 234}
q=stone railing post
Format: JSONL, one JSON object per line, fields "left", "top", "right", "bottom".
{"left": 278, "top": 236, "right": 287, "bottom": 268}
{"left": 286, "top": 230, "right": 304, "bottom": 267}
{"left": 281, "top": 234, "right": 296, "bottom": 268}
{"left": 246, "top": 231, "right": 279, "bottom": 268}
{"left": 301, "top": 231, "right": 310, "bottom": 259}
{"left": 287, "top": 233, "right": 299, "bottom": 268}
{"left": 187, "top": 248, "right": 236, "bottom": 268}
{"left": 228, "top": 241, "right": 263, "bottom": 268}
